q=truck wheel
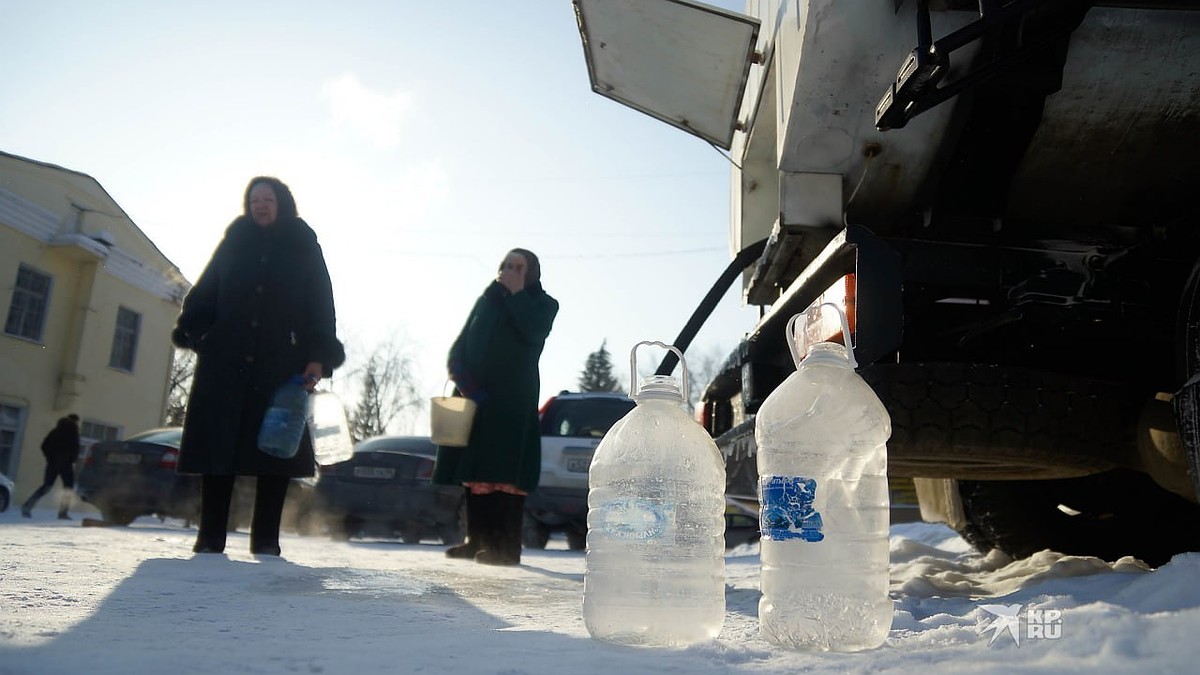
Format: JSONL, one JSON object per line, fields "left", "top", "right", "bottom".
{"left": 956, "top": 469, "right": 1200, "bottom": 568}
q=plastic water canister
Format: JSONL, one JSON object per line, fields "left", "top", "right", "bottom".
{"left": 258, "top": 375, "right": 310, "bottom": 459}
{"left": 754, "top": 303, "right": 893, "bottom": 651}
{"left": 307, "top": 390, "right": 354, "bottom": 465}
{"left": 583, "top": 341, "right": 726, "bottom": 647}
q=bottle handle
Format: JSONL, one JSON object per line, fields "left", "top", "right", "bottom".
{"left": 629, "top": 340, "right": 688, "bottom": 403}
{"left": 786, "top": 302, "right": 857, "bottom": 369}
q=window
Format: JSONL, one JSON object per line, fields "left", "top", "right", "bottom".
{"left": 80, "top": 420, "right": 120, "bottom": 446}
{"left": 108, "top": 306, "right": 141, "bottom": 371}
{"left": 4, "top": 265, "right": 52, "bottom": 341}
{"left": 0, "top": 404, "right": 24, "bottom": 475}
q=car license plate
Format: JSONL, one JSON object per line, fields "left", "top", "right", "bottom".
{"left": 353, "top": 466, "right": 395, "bottom": 479}
{"left": 107, "top": 453, "right": 141, "bottom": 465}
{"left": 566, "top": 457, "right": 591, "bottom": 473}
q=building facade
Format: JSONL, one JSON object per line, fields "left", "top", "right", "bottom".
{"left": 0, "top": 151, "right": 189, "bottom": 503}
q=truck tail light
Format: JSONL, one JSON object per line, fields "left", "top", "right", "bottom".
{"left": 805, "top": 273, "right": 857, "bottom": 349}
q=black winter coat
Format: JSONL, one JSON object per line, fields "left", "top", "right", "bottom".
{"left": 41, "top": 418, "right": 80, "bottom": 465}
{"left": 172, "top": 215, "right": 345, "bottom": 477}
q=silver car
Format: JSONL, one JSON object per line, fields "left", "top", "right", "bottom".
{"left": 526, "top": 391, "right": 636, "bottom": 550}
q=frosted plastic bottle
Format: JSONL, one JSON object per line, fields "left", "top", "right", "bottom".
{"left": 258, "top": 375, "right": 310, "bottom": 459}
{"left": 755, "top": 303, "right": 892, "bottom": 651}
{"left": 584, "top": 341, "right": 726, "bottom": 646}
{"left": 307, "top": 390, "right": 354, "bottom": 465}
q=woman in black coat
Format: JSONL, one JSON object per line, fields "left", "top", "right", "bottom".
{"left": 434, "top": 248, "right": 558, "bottom": 565}
{"left": 172, "top": 176, "right": 345, "bottom": 556}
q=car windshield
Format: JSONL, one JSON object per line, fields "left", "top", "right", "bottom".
{"left": 124, "top": 428, "right": 183, "bottom": 446}
{"left": 541, "top": 398, "right": 635, "bottom": 438}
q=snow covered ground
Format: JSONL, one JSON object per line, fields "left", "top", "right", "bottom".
{"left": 2, "top": 507, "right": 1197, "bottom": 674}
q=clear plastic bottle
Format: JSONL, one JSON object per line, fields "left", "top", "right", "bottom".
{"left": 258, "top": 374, "right": 310, "bottom": 459}
{"left": 755, "top": 304, "right": 892, "bottom": 651}
{"left": 584, "top": 341, "right": 726, "bottom": 647}
{"left": 307, "top": 390, "right": 354, "bottom": 465}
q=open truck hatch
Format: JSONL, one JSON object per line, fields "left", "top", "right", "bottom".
{"left": 572, "top": 0, "right": 760, "bottom": 151}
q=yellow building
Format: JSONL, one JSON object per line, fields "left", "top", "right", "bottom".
{"left": 0, "top": 150, "right": 189, "bottom": 504}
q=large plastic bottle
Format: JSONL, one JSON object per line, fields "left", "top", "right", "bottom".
{"left": 258, "top": 374, "right": 310, "bottom": 459}
{"left": 584, "top": 341, "right": 726, "bottom": 646}
{"left": 307, "top": 390, "right": 354, "bottom": 465}
{"left": 754, "top": 303, "right": 892, "bottom": 651}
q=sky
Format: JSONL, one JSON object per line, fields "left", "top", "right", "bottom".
{"left": 4, "top": 508, "right": 1198, "bottom": 674}
{"left": 0, "top": 0, "right": 760, "bottom": 431}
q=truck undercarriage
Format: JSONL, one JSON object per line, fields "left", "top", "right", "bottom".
{"left": 574, "top": 0, "right": 1200, "bottom": 566}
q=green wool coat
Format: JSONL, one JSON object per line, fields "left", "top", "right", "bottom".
{"left": 433, "top": 280, "right": 558, "bottom": 492}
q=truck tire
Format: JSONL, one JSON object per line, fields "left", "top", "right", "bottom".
{"left": 860, "top": 363, "right": 1144, "bottom": 480}
{"left": 956, "top": 469, "right": 1200, "bottom": 568}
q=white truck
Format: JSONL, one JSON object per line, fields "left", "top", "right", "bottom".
{"left": 573, "top": 0, "right": 1200, "bottom": 566}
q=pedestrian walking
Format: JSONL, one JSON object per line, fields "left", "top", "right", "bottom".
{"left": 21, "top": 414, "right": 82, "bottom": 519}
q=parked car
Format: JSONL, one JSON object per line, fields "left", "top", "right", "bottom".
{"left": 0, "top": 470, "right": 14, "bottom": 512}
{"left": 75, "top": 426, "right": 320, "bottom": 532}
{"left": 525, "top": 391, "right": 637, "bottom": 551}
{"left": 317, "top": 435, "right": 465, "bottom": 544}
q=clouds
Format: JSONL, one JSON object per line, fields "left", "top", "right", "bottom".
{"left": 322, "top": 73, "right": 414, "bottom": 148}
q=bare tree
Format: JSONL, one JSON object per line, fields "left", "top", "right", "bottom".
{"left": 347, "top": 339, "right": 423, "bottom": 442}
{"left": 164, "top": 348, "right": 195, "bottom": 426}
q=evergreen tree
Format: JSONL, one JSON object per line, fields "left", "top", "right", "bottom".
{"left": 579, "top": 340, "right": 622, "bottom": 392}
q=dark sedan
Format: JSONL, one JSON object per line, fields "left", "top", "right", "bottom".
{"left": 75, "top": 426, "right": 319, "bottom": 532}
{"left": 317, "top": 435, "right": 465, "bottom": 544}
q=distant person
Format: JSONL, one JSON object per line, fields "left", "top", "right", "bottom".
{"left": 434, "top": 248, "right": 558, "bottom": 565}
{"left": 21, "top": 414, "right": 82, "bottom": 519}
{"left": 171, "top": 176, "right": 345, "bottom": 557}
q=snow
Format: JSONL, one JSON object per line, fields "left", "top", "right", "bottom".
{"left": 2, "top": 509, "right": 1197, "bottom": 674}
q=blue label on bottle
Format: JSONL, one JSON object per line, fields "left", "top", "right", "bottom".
{"left": 595, "top": 498, "right": 668, "bottom": 541}
{"left": 262, "top": 407, "right": 290, "bottom": 433}
{"left": 759, "top": 475, "right": 824, "bottom": 542}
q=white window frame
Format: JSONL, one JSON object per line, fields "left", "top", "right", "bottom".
{"left": 4, "top": 264, "right": 53, "bottom": 342}
{"left": 108, "top": 306, "right": 141, "bottom": 372}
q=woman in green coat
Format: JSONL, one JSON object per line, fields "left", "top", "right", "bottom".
{"left": 434, "top": 248, "right": 558, "bottom": 565}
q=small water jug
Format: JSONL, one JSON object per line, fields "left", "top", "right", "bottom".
{"left": 755, "top": 303, "right": 893, "bottom": 651}
{"left": 583, "top": 341, "right": 726, "bottom": 646}
{"left": 258, "top": 375, "right": 309, "bottom": 459}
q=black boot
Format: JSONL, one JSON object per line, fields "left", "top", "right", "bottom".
{"left": 250, "top": 476, "right": 289, "bottom": 556}
{"left": 475, "top": 493, "right": 524, "bottom": 566}
{"left": 21, "top": 484, "right": 51, "bottom": 517}
{"left": 194, "top": 475, "right": 234, "bottom": 553}
{"left": 446, "top": 490, "right": 485, "bottom": 559}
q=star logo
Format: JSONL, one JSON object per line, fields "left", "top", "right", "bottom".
{"left": 978, "top": 603, "right": 1023, "bottom": 647}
